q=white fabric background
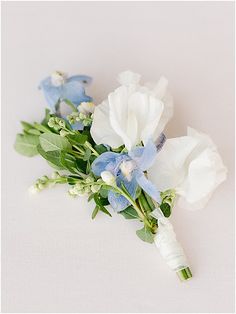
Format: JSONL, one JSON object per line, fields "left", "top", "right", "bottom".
{"left": 2, "top": 2, "right": 234, "bottom": 313}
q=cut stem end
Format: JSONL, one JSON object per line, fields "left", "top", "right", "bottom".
{"left": 176, "top": 267, "right": 192, "bottom": 281}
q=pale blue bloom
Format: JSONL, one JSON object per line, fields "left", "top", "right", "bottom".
{"left": 92, "top": 139, "right": 164, "bottom": 212}
{"left": 39, "top": 73, "right": 92, "bottom": 112}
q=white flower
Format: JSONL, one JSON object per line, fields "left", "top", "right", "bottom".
{"left": 51, "top": 71, "right": 66, "bottom": 86}
{"left": 79, "top": 102, "right": 95, "bottom": 114}
{"left": 101, "top": 171, "right": 116, "bottom": 186}
{"left": 148, "top": 127, "right": 227, "bottom": 210}
{"left": 91, "top": 70, "right": 173, "bottom": 150}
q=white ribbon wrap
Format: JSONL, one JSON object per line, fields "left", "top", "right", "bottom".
{"left": 152, "top": 209, "right": 189, "bottom": 272}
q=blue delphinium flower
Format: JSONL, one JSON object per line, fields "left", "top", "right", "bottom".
{"left": 92, "top": 138, "right": 165, "bottom": 212}
{"left": 39, "top": 71, "right": 92, "bottom": 112}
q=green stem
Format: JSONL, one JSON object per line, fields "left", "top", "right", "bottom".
{"left": 111, "top": 185, "right": 153, "bottom": 230}
{"left": 85, "top": 141, "right": 99, "bottom": 156}
{"left": 64, "top": 99, "right": 78, "bottom": 112}
{"left": 73, "top": 144, "right": 85, "bottom": 154}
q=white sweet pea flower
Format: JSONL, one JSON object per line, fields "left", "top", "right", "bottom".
{"left": 91, "top": 71, "right": 173, "bottom": 150}
{"left": 148, "top": 127, "right": 227, "bottom": 210}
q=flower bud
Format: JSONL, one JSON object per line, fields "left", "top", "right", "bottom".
{"left": 91, "top": 185, "right": 100, "bottom": 193}
{"left": 101, "top": 171, "right": 116, "bottom": 186}
{"left": 60, "top": 129, "right": 69, "bottom": 137}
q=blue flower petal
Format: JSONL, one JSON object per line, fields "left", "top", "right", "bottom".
{"left": 39, "top": 77, "right": 61, "bottom": 110}
{"left": 91, "top": 152, "right": 126, "bottom": 176}
{"left": 61, "top": 81, "right": 92, "bottom": 105}
{"left": 67, "top": 75, "right": 92, "bottom": 85}
{"left": 71, "top": 121, "right": 84, "bottom": 131}
{"left": 129, "top": 140, "right": 157, "bottom": 171}
{"left": 39, "top": 74, "right": 92, "bottom": 111}
{"left": 134, "top": 169, "right": 161, "bottom": 203}
{"left": 108, "top": 174, "right": 138, "bottom": 212}
{"left": 108, "top": 192, "right": 129, "bottom": 212}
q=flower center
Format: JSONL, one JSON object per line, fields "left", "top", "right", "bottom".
{"left": 120, "top": 160, "right": 136, "bottom": 181}
{"left": 51, "top": 71, "right": 67, "bottom": 87}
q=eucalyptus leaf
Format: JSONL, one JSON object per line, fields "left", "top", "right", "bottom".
{"left": 136, "top": 226, "right": 154, "bottom": 243}
{"left": 37, "top": 144, "right": 64, "bottom": 169}
{"left": 39, "top": 133, "right": 72, "bottom": 152}
{"left": 14, "top": 134, "right": 39, "bottom": 157}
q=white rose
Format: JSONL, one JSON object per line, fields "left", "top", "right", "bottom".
{"left": 148, "top": 127, "right": 227, "bottom": 210}
{"left": 90, "top": 70, "right": 173, "bottom": 150}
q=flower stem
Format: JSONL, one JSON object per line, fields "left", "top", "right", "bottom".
{"left": 111, "top": 185, "right": 154, "bottom": 230}
{"left": 85, "top": 141, "right": 99, "bottom": 156}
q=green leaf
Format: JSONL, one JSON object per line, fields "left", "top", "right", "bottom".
{"left": 92, "top": 193, "right": 112, "bottom": 217}
{"left": 94, "top": 193, "right": 110, "bottom": 206}
{"left": 92, "top": 206, "right": 99, "bottom": 219}
{"left": 34, "top": 122, "right": 52, "bottom": 133}
{"left": 20, "top": 121, "right": 34, "bottom": 132}
{"left": 88, "top": 193, "right": 95, "bottom": 202}
{"left": 14, "top": 134, "right": 39, "bottom": 157}
{"left": 41, "top": 108, "right": 51, "bottom": 126}
{"left": 136, "top": 226, "right": 155, "bottom": 244}
{"left": 99, "top": 188, "right": 108, "bottom": 198}
{"left": 94, "top": 144, "right": 109, "bottom": 154}
{"left": 160, "top": 203, "right": 171, "bottom": 217}
{"left": 98, "top": 205, "right": 112, "bottom": 217}
{"left": 83, "top": 148, "right": 91, "bottom": 161}
{"left": 60, "top": 152, "right": 79, "bottom": 174}
{"left": 39, "top": 133, "right": 72, "bottom": 152}
{"left": 27, "top": 128, "right": 41, "bottom": 135}
{"left": 75, "top": 159, "right": 87, "bottom": 173}
{"left": 120, "top": 206, "right": 139, "bottom": 220}
{"left": 67, "top": 134, "right": 87, "bottom": 145}
{"left": 37, "top": 144, "right": 64, "bottom": 169}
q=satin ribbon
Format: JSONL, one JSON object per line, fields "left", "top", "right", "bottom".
{"left": 151, "top": 208, "right": 189, "bottom": 272}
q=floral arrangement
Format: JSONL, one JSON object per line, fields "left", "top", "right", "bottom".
{"left": 15, "top": 70, "right": 227, "bottom": 281}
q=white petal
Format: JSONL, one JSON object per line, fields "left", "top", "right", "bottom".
{"left": 140, "top": 96, "right": 164, "bottom": 144}
{"left": 147, "top": 136, "right": 199, "bottom": 191}
{"left": 177, "top": 147, "right": 227, "bottom": 209}
{"left": 108, "top": 86, "right": 134, "bottom": 149}
{"left": 187, "top": 127, "right": 216, "bottom": 152}
{"left": 144, "top": 76, "right": 173, "bottom": 139}
{"left": 90, "top": 101, "right": 123, "bottom": 148}
{"left": 118, "top": 71, "right": 141, "bottom": 86}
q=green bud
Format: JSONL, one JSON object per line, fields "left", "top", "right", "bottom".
{"left": 60, "top": 129, "right": 69, "bottom": 137}
{"left": 91, "top": 185, "right": 100, "bottom": 193}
